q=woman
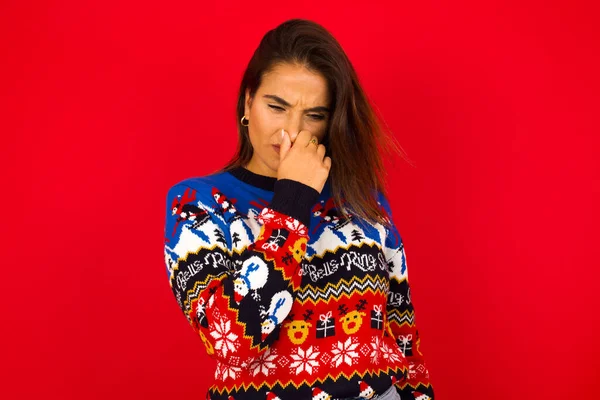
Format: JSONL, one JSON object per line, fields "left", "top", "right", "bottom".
{"left": 164, "top": 19, "right": 435, "bottom": 400}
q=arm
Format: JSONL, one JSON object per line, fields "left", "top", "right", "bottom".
{"left": 164, "top": 179, "right": 319, "bottom": 371}
{"left": 378, "top": 193, "right": 435, "bottom": 399}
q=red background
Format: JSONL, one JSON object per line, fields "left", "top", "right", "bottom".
{"left": 1, "top": 1, "right": 598, "bottom": 399}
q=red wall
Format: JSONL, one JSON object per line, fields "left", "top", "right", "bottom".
{"left": 2, "top": 1, "right": 598, "bottom": 399}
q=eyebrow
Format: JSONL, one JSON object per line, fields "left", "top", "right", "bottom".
{"left": 263, "top": 94, "right": 331, "bottom": 113}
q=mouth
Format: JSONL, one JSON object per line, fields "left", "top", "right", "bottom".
{"left": 272, "top": 145, "right": 280, "bottom": 152}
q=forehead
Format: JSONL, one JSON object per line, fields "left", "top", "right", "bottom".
{"left": 258, "top": 63, "right": 330, "bottom": 104}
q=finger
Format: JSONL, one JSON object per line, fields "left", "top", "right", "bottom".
{"left": 295, "top": 130, "right": 314, "bottom": 147}
{"left": 279, "top": 129, "right": 291, "bottom": 161}
{"left": 323, "top": 156, "right": 332, "bottom": 169}
{"left": 316, "top": 144, "right": 326, "bottom": 158}
{"left": 306, "top": 136, "right": 320, "bottom": 151}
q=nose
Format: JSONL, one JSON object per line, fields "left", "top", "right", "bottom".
{"left": 288, "top": 131, "right": 299, "bottom": 143}
{"left": 284, "top": 114, "right": 304, "bottom": 143}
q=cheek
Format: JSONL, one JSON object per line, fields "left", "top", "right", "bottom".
{"left": 316, "top": 128, "right": 329, "bottom": 143}
{"left": 249, "top": 106, "right": 278, "bottom": 133}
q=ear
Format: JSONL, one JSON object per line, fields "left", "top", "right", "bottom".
{"left": 338, "top": 316, "right": 344, "bottom": 322}
{"left": 284, "top": 322, "right": 290, "bottom": 328}
{"left": 307, "top": 322, "right": 312, "bottom": 327}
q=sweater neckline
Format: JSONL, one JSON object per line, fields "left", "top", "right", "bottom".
{"left": 227, "top": 166, "right": 277, "bottom": 192}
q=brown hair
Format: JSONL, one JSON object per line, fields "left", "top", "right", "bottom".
{"left": 214, "top": 18, "right": 409, "bottom": 228}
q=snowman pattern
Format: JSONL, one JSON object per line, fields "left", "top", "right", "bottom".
{"left": 232, "top": 256, "right": 269, "bottom": 303}
{"left": 261, "top": 290, "right": 294, "bottom": 339}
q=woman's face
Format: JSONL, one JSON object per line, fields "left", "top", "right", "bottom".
{"left": 244, "top": 62, "right": 331, "bottom": 177}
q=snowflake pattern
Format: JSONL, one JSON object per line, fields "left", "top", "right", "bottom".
{"left": 289, "top": 346, "right": 320, "bottom": 375}
{"left": 370, "top": 336, "right": 382, "bottom": 364}
{"left": 407, "top": 362, "right": 418, "bottom": 379}
{"left": 381, "top": 342, "right": 402, "bottom": 364}
{"left": 214, "top": 362, "right": 236, "bottom": 381}
{"left": 249, "top": 348, "right": 278, "bottom": 377}
{"left": 331, "top": 337, "right": 359, "bottom": 367}
{"left": 221, "top": 363, "right": 242, "bottom": 380}
{"left": 240, "top": 356, "right": 253, "bottom": 369}
{"left": 209, "top": 317, "right": 239, "bottom": 358}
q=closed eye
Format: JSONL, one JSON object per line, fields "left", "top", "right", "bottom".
{"left": 268, "top": 105, "right": 326, "bottom": 121}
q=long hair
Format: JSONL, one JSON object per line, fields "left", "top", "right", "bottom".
{"left": 215, "top": 18, "right": 409, "bottom": 228}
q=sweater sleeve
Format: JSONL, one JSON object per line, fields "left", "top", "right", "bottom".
{"left": 378, "top": 193, "right": 435, "bottom": 399}
{"left": 164, "top": 178, "right": 319, "bottom": 368}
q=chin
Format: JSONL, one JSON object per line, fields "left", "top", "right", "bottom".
{"left": 268, "top": 162, "right": 280, "bottom": 173}
{"left": 266, "top": 157, "right": 280, "bottom": 168}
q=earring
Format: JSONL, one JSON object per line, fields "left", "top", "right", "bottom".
{"left": 240, "top": 115, "right": 249, "bottom": 126}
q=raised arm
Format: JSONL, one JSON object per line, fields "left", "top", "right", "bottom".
{"left": 164, "top": 179, "right": 319, "bottom": 370}
{"left": 378, "top": 193, "right": 436, "bottom": 399}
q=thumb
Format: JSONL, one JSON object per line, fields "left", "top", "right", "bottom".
{"left": 279, "top": 129, "right": 292, "bottom": 162}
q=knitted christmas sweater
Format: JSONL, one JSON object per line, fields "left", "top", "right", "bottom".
{"left": 163, "top": 166, "right": 435, "bottom": 400}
